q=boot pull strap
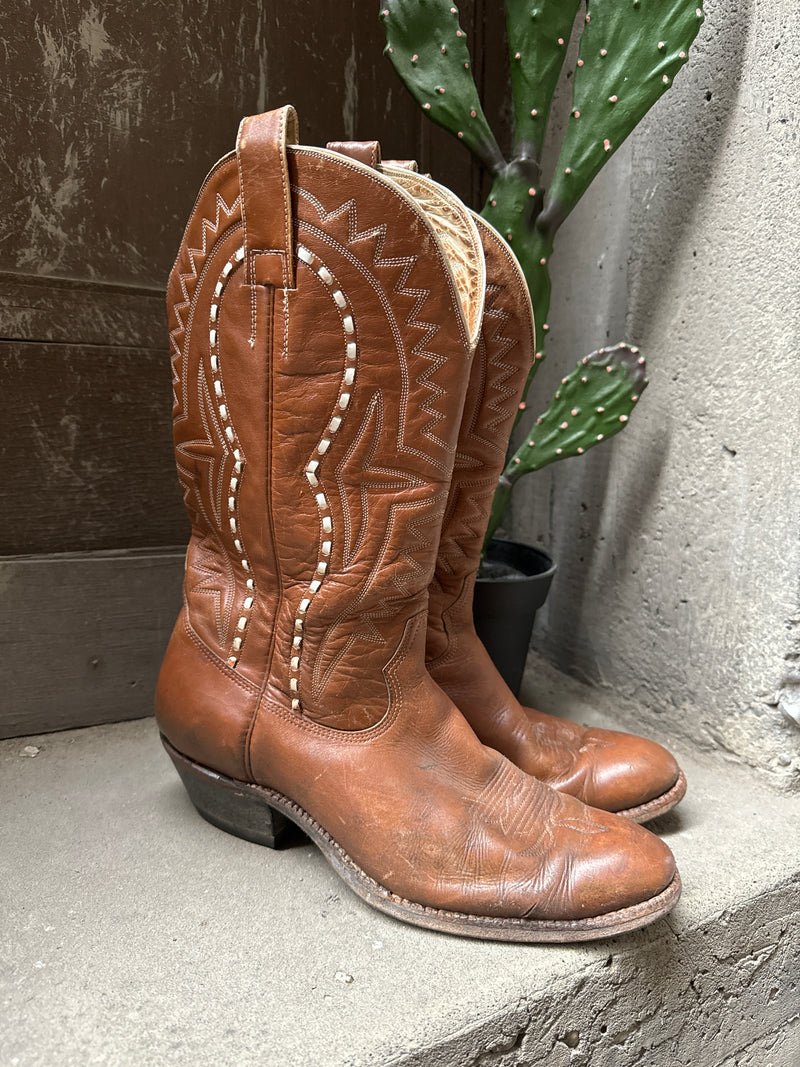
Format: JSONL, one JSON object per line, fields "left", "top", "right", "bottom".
{"left": 383, "top": 159, "right": 419, "bottom": 172}
{"left": 326, "top": 141, "right": 421, "bottom": 175}
{"left": 326, "top": 140, "right": 382, "bottom": 168}
{"left": 236, "top": 105, "right": 299, "bottom": 288}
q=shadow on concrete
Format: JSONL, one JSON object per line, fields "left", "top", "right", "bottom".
{"left": 647, "top": 806, "right": 689, "bottom": 841}
{"left": 626, "top": 0, "right": 752, "bottom": 333}
{"left": 536, "top": 1, "right": 752, "bottom": 683}
{"left": 539, "top": 416, "right": 672, "bottom": 680}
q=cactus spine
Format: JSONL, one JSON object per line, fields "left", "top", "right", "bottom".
{"left": 381, "top": 0, "right": 703, "bottom": 545}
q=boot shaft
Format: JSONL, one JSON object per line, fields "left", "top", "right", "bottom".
{"left": 305, "top": 144, "right": 535, "bottom": 671}
{"left": 426, "top": 213, "right": 535, "bottom": 664}
{"left": 166, "top": 107, "right": 485, "bottom": 731}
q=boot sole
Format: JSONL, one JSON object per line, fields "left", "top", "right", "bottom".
{"left": 616, "top": 770, "right": 688, "bottom": 824}
{"left": 162, "top": 735, "right": 681, "bottom": 944}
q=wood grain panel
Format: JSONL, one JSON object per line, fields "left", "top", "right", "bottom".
{"left": 0, "top": 273, "right": 165, "bottom": 349}
{"left": 1, "top": 341, "right": 187, "bottom": 555}
{"left": 0, "top": 549, "right": 184, "bottom": 738}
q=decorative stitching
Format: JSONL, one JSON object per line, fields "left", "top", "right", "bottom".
{"left": 182, "top": 613, "right": 260, "bottom": 695}
{"left": 170, "top": 196, "right": 241, "bottom": 421}
{"left": 293, "top": 187, "right": 454, "bottom": 473}
{"left": 288, "top": 245, "right": 361, "bottom": 712}
{"left": 205, "top": 245, "right": 255, "bottom": 668}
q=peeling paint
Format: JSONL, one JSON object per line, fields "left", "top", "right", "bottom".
{"left": 77, "top": 7, "right": 113, "bottom": 65}
{"left": 342, "top": 36, "right": 357, "bottom": 139}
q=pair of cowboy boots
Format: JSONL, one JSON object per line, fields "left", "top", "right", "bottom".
{"left": 156, "top": 106, "right": 685, "bottom": 943}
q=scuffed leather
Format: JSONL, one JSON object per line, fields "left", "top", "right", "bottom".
{"left": 157, "top": 110, "right": 677, "bottom": 922}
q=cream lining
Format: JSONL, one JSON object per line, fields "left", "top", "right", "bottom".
{"left": 381, "top": 164, "right": 485, "bottom": 352}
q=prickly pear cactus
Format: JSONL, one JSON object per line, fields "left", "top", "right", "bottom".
{"left": 484, "top": 345, "right": 648, "bottom": 547}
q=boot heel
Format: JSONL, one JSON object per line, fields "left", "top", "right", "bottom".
{"left": 162, "top": 736, "right": 299, "bottom": 848}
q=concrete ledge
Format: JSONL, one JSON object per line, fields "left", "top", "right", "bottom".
{"left": 1, "top": 675, "right": 798, "bottom": 1066}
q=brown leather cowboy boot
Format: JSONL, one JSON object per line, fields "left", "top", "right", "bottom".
{"left": 156, "top": 106, "right": 680, "bottom": 942}
{"left": 328, "top": 147, "right": 686, "bottom": 824}
{"left": 419, "top": 202, "right": 686, "bottom": 824}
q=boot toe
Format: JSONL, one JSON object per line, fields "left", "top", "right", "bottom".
{"left": 563, "top": 811, "right": 678, "bottom": 919}
{"left": 579, "top": 729, "right": 681, "bottom": 813}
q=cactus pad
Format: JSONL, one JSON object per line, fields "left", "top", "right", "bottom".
{"left": 509, "top": 343, "right": 648, "bottom": 476}
{"left": 505, "top": 0, "right": 582, "bottom": 161}
{"left": 484, "top": 345, "right": 649, "bottom": 548}
{"left": 545, "top": 0, "right": 705, "bottom": 225}
{"left": 381, "top": 1, "right": 504, "bottom": 172}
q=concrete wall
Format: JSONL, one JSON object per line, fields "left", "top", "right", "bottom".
{"left": 511, "top": 0, "right": 800, "bottom": 789}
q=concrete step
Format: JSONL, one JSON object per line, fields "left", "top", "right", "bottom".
{"left": 1, "top": 673, "right": 798, "bottom": 1067}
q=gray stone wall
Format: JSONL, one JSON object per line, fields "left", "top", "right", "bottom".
{"left": 511, "top": 0, "right": 800, "bottom": 789}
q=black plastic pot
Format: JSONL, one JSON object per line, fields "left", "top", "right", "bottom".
{"left": 473, "top": 539, "right": 557, "bottom": 697}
